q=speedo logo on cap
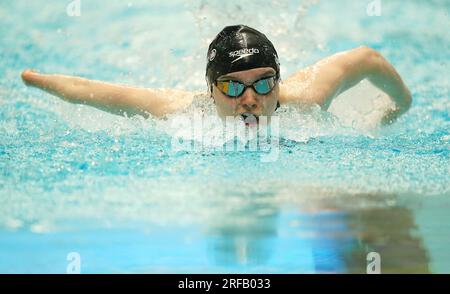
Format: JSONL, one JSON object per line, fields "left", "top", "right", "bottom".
{"left": 229, "top": 48, "right": 260, "bottom": 63}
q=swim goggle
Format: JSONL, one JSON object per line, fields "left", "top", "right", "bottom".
{"left": 215, "top": 75, "right": 278, "bottom": 98}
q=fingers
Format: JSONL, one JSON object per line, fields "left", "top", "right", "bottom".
{"left": 21, "top": 69, "right": 41, "bottom": 86}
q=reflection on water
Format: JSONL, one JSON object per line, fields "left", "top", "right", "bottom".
{"left": 204, "top": 192, "right": 431, "bottom": 273}
{"left": 206, "top": 192, "right": 279, "bottom": 268}
{"left": 0, "top": 190, "right": 442, "bottom": 273}
{"left": 343, "top": 205, "right": 430, "bottom": 273}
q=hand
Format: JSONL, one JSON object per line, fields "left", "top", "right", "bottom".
{"left": 21, "top": 69, "right": 40, "bottom": 86}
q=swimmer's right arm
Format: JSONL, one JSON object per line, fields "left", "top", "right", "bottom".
{"left": 21, "top": 70, "right": 194, "bottom": 117}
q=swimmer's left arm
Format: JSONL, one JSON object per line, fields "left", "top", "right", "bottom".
{"left": 280, "top": 46, "right": 412, "bottom": 124}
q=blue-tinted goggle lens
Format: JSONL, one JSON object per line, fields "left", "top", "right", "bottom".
{"left": 254, "top": 78, "right": 274, "bottom": 94}
{"left": 216, "top": 76, "right": 277, "bottom": 98}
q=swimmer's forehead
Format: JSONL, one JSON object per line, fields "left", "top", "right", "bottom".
{"left": 218, "top": 67, "right": 275, "bottom": 81}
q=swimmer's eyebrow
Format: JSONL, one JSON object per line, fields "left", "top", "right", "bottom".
{"left": 218, "top": 70, "right": 276, "bottom": 81}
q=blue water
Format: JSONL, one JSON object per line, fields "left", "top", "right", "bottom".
{"left": 0, "top": 0, "right": 449, "bottom": 273}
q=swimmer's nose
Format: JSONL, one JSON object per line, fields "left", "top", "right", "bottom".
{"left": 240, "top": 88, "right": 258, "bottom": 111}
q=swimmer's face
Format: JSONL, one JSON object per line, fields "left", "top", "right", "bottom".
{"left": 211, "top": 67, "right": 279, "bottom": 121}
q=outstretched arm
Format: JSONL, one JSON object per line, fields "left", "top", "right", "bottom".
{"left": 279, "top": 46, "right": 412, "bottom": 124}
{"left": 21, "top": 70, "right": 194, "bottom": 118}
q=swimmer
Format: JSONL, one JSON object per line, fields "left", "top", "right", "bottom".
{"left": 21, "top": 25, "right": 411, "bottom": 125}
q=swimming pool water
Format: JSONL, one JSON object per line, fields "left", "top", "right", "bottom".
{"left": 0, "top": 0, "right": 449, "bottom": 273}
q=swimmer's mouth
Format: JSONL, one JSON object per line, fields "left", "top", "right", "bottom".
{"left": 240, "top": 113, "right": 259, "bottom": 126}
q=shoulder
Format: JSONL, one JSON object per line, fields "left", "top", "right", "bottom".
{"left": 168, "top": 91, "right": 215, "bottom": 115}
{"left": 139, "top": 88, "right": 199, "bottom": 117}
{"left": 278, "top": 68, "right": 328, "bottom": 107}
{"left": 279, "top": 46, "right": 376, "bottom": 109}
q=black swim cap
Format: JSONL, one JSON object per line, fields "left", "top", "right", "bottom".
{"left": 206, "top": 25, "right": 280, "bottom": 85}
